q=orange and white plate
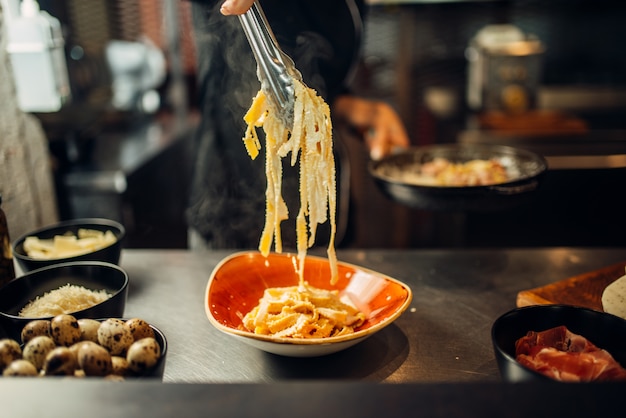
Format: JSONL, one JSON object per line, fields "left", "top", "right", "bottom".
{"left": 205, "top": 251, "right": 412, "bottom": 357}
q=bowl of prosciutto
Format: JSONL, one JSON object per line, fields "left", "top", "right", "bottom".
{"left": 492, "top": 304, "right": 626, "bottom": 382}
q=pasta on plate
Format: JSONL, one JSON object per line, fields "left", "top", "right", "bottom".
{"left": 240, "top": 284, "right": 365, "bottom": 338}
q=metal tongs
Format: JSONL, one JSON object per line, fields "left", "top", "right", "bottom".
{"left": 239, "top": 1, "right": 302, "bottom": 127}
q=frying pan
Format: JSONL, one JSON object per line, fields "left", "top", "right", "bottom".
{"left": 368, "top": 144, "right": 548, "bottom": 212}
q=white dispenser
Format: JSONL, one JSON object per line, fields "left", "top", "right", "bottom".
{"left": 4, "top": 0, "right": 71, "bottom": 112}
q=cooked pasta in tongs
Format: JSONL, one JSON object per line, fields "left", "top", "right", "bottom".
{"left": 239, "top": 1, "right": 301, "bottom": 127}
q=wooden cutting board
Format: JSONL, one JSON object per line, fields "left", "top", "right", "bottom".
{"left": 516, "top": 261, "right": 626, "bottom": 311}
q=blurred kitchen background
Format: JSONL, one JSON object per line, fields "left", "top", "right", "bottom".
{"left": 2, "top": 0, "right": 625, "bottom": 249}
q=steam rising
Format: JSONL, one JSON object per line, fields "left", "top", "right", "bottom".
{"left": 187, "top": 1, "right": 336, "bottom": 250}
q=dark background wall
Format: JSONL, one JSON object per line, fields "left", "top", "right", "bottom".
{"left": 27, "top": 0, "right": 626, "bottom": 249}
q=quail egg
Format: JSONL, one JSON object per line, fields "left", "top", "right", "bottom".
{"left": 50, "top": 314, "right": 81, "bottom": 346}
{"left": 125, "top": 318, "right": 155, "bottom": 341}
{"left": 97, "top": 318, "right": 133, "bottom": 355}
{"left": 23, "top": 335, "right": 56, "bottom": 370}
{"left": 21, "top": 319, "right": 51, "bottom": 345}
{"left": 0, "top": 339, "right": 22, "bottom": 371}
{"left": 69, "top": 340, "right": 100, "bottom": 360}
{"left": 43, "top": 346, "right": 77, "bottom": 376}
{"left": 77, "top": 342, "right": 112, "bottom": 377}
{"left": 3, "top": 359, "right": 38, "bottom": 376}
{"left": 111, "top": 355, "right": 130, "bottom": 376}
{"left": 126, "top": 337, "right": 161, "bottom": 374}
{"left": 78, "top": 318, "right": 101, "bottom": 342}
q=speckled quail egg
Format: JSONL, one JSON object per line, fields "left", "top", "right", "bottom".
{"left": 77, "top": 342, "right": 112, "bottom": 377}
{"left": 50, "top": 314, "right": 81, "bottom": 346}
{"left": 78, "top": 318, "right": 101, "bottom": 342}
{"left": 21, "top": 319, "right": 51, "bottom": 345}
{"left": 111, "top": 356, "right": 130, "bottom": 376}
{"left": 125, "top": 318, "right": 155, "bottom": 341}
{"left": 126, "top": 337, "right": 160, "bottom": 374}
{"left": 0, "top": 339, "right": 22, "bottom": 371}
{"left": 69, "top": 340, "right": 99, "bottom": 360}
{"left": 3, "top": 359, "right": 38, "bottom": 377}
{"left": 23, "top": 335, "right": 56, "bottom": 370}
{"left": 97, "top": 318, "right": 133, "bottom": 355}
{"left": 43, "top": 346, "right": 77, "bottom": 376}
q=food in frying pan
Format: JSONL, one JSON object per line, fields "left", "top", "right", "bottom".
{"left": 394, "top": 157, "right": 510, "bottom": 187}
{"left": 515, "top": 325, "right": 626, "bottom": 382}
{"left": 242, "top": 80, "right": 338, "bottom": 284}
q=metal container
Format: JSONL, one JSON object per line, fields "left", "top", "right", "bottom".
{"left": 467, "top": 25, "right": 545, "bottom": 113}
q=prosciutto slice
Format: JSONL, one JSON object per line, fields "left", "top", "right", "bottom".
{"left": 515, "top": 325, "right": 626, "bottom": 382}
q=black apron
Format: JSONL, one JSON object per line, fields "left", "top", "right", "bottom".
{"left": 186, "top": 0, "right": 364, "bottom": 249}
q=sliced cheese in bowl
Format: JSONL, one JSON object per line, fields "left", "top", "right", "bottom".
{"left": 602, "top": 272, "right": 626, "bottom": 320}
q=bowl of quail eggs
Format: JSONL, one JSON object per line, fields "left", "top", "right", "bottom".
{"left": 0, "top": 314, "right": 167, "bottom": 379}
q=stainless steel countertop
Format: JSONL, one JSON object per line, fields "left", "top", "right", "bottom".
{"left": 106, "top": 247, "right": 626, "bottom": 383}
{"left": 4, "top": 247, "right": 626, "bottom": 417}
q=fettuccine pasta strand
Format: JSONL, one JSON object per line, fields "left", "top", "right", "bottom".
{"left": 242, "top": 80, "right": 338, "bottom": 285}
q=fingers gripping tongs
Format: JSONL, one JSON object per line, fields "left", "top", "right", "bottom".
{"left": 239, "top": 1, "right": 302, "bottom": 127}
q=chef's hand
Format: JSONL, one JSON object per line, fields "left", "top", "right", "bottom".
{"left": 220, "top": 0, "right": 255, "bottom": 15}
{"left": 332, "top": 95, "right": 410, "bottom": 160}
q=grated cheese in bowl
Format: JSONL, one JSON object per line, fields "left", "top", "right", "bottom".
{"left": 19, "top": 283, "right": 112, "bottom": 318}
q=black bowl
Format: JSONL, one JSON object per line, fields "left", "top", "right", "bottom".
{"left": 369, "top": 144, "right": 547, "bottom": 211}
{"left": 0, "top": 261, "right": 128, "bottom": 341}
{"left": 12, "top": 218, "right": 125, "bottom": 273}
{"left": 491, "top": 304, "right": 626, "bottom": 382}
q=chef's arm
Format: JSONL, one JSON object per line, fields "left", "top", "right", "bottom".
{"left": 332, "top": 95, "right": 410, "bottom": 160}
